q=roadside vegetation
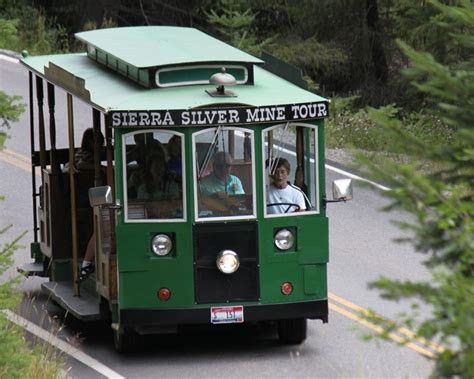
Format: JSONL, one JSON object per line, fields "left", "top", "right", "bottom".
{"left": 1, "top": 0, "right": 473, "bottom": 376}
{"left": 357, "top": 2, "right": 474, "bottom": 377}
{"left": 1, "top": 83, "right": 62, "bottom": 378}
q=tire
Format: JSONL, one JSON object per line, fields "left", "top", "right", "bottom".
{"left": 278, "top": 318, "right": 307, "bottom": 345}
{"left": 113, "top": 327, "right": 144, "bottom": 353}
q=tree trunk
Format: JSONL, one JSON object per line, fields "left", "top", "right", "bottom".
{"left": 366, "top": 0, "right": 388, "bottom": 83}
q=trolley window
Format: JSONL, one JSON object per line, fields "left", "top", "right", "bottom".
{"left": 263, "top": 123, "right": 319, "bottom": 217}
{"left": 193, "top": 127, "right": 255, "bottom": 221}
{"left": 123, "top": 130, "right": 185, "bottom": 222}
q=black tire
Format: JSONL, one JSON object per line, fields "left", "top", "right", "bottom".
{"left": 278, "top": 318, "right": 307, "bottom": 345}
{"left": 113, "top": 327, "right": 144, "bottom": 353}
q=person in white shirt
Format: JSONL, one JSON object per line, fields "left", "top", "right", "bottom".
{"left": 267, "top": 158, "right": 306, "bottom": 214}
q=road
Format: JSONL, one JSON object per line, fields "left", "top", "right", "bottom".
{"left": 1, "top": 53, "right": 434, "bottom": 378}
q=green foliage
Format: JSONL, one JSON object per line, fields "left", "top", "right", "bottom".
{"left": 358, "top": 1, "right": 474, "bottom": 377}
{"left": 0, "top": 91, "right": 25, "bottom": 149}
{"left": 205, "top": 0, "right": 274, "bottom": 56}
{"left": 0, "top": 18, "right": 19, "bottom": 50}
{"left": 0, "top": 0, "right": 69, "bottom": 54}
{"left": 267, "top": 37, "right": 350, "bottom": 91}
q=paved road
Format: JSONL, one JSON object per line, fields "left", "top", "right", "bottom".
{"left": 1, "top": 53, "right": 434, "bottom": 378}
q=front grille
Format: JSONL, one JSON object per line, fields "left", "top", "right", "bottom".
{"left": 193, "top": 221, "right": 259, "bottom": 304}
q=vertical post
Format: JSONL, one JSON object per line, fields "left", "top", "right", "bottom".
{"left": 28, "top": 72, "right": 38, "bottom": 243}
{"left": 36, "top": 76, "right": 46, "bottom": 178}
{"left": 243, "top": 132, "right": 251, "bottom": 162}
{"left": 47, "top": 83, "right": 59, "bottom": 175}
{"left": 92, "top": 109, "right": 102, "bottom": 186}
{"left": 228, "top": 130, "right": 235, "bottom": 158}
{"left": 295, "top": 126, "right": 306, "bottom": 191}
{"left": 104, "top": 114, "right": 116, "bottom": 254}
{"left": 67, "top": 94, "right": 80, "bottom": 296}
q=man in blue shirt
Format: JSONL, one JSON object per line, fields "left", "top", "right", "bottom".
{"left": 200, "top": 152, "right": 244, "bottom": 197}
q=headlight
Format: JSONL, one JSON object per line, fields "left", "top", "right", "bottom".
{"left": 216, "top": 250, "right": 240, "bottom": 274}
{"left": 151, "top": 234, "right": 172, "bottom": 256}
{"left": 274, "top": 229, "right": 295, "bottom": 251}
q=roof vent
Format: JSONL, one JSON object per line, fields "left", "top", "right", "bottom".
{"left": 206, "top": 67, "right": 237, "bottom": 97}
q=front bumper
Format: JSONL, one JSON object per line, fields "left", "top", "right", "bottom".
{"left": 120, "top": 299, "right": 328, "bottom": 326}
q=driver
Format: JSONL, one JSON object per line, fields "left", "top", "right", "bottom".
{"left": 267, "top": 158, "right": 306, "bottom": 214}
{"left": 199, "top": 152, "right": 244, "bottom": 197}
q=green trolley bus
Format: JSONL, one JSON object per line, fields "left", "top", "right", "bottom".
{"left": 19, "top": 26, "right": 352, "bottom": 352}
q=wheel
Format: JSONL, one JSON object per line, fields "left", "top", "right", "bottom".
{"left": 113, "top": 327, "right": 144, "bottom": 353}
{"left": 278, "top": 318, "right": 307, "bottom": 345}
{"left": 266, "top": 202, "right": 300, "bottom": 213}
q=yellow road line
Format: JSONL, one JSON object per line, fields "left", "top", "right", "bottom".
{"left": 1, "top": 148, "right": 443, "bottom": 359}
{"left": 0, "top": 148, "right": 40, "bottom": 177}
{"left": 329, "top": 292, "right": 445, "bottom": 354}
{"left": 328, "top": 302, "right": 436, "bottom": 359}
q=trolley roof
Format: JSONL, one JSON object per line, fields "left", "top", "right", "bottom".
{"left": 75, "top": 26, "right": 263, "bottom": 68}
{"left": 21, "top": 27, "right": 328, "bottom": 116}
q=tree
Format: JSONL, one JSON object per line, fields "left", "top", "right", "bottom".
{"left": 205, "top": 0, "right": 274, "bottom": 56}
{"left": 358, "top": 1, "right": 474, "bottom": 377}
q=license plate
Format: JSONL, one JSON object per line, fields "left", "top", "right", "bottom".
{"left": 210, "top": 305, "right": 244, "bottom": 324}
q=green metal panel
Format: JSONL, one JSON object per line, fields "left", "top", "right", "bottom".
{"left": 21, "top": 55, "right": 327, "bottom": 114}
{"left": 138, "top": 69, "right": 149, "bottom": 86}
{"left": 158, "top": 67, "right": 246, "bottom": 85}
{"left": 303, "top": 265, "right": 327, "bottom": 296}
{"left": 75, "top": 26, "right": 263, "bottom": 69}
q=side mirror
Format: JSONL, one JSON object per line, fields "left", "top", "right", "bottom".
{"left": 89, "top": 186, "right": 113, "bottom": 207}
{"left": 332, "top": 179, "right": 353, "bottom": 201}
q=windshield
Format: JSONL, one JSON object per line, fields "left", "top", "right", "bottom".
{"left": 193, "top": 127, "right": 255, "bottom": 220}
{"left": 263, "top": 123, "right": 319, "bottom": 217}
{"left": 123, "top": 130, "right": 185, "bottom": 221}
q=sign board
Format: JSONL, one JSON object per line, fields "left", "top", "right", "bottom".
{"left": 109, "top": 101, "right": 328, "bottom": 128}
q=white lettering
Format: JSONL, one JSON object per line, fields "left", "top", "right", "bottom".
{"left": 228, "top": 109, "right": 239, "bottom": 123}
{"left": 299, "top": 104, "right": 308, "bottom": 119}
{"left": 246, "top": 108, "right": 260, "bottom": 122}
{"left": 112, "top": 113, "right": 121, "bottom": 127}
{"left": 139, "top": 112, "right": 150, "bottom": 126}
{"left": 264, "top": 107, "right": 276, "bottom": 121}
{"left": 205, "top": 110, "right": 217, "bottom": 124}
{"left": 162, "top": 111, "right": 174, "bottom": 125}
{"left": 276, "top": 106, "right": 285, "bottom": 120}
{"left": 291, "top": 105, "right": 299, "bottom": 119}
{"left": 196, "top": 111, "right": 206, "bottom": 125}
{"left": 151, "top": 112, "right": 161, "bottom": 126}
{"left": 217, "top": 110, "right": 227, "bottom": 124}
{"left": 308, "top": 103, "right": 317, "bottom": 118}
{"left": 128, "top": 112, "right": 138, "bottom": 126}
{"left": 181, "top": 111, "right": 190, "bottom": 125}
{"left": 317, "top": 103, "right": 327, "bottom": 117}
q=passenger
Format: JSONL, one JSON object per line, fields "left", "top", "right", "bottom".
{"left": 127, "top": 132, "right": 167, "bottom": 198}
{"left": 267, "top": 158, "right": 306, "bottom": 214}
{"left": 63, "top": 127, "right": 104, "bottom": 172}
{"left": 137, "top": 154, "right": 180, "bottom": 200}
{"left": 199, "top": 152, "right": 244, "bottom": 197}
{"left": 166, "top": 135, "right": 182, "bottom": 180}
{"left": 74, "top": 128, "right": 105, "bottom": 282}
{"left": 127, "top": 132, "right": 166, "bottom": 166}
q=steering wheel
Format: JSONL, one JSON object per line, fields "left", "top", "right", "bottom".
{"left": 266, "top": 202, "right": 301, "bottom": 213}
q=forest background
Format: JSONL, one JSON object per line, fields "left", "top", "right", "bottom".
{"left": 0, "top": 0, "right": 466, "bottom": 158}
{"left": 1, "top": 1, "right": 473, "bottom": 378}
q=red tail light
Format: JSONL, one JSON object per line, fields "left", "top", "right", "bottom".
{"left": 158, "top": 287, "right": 171, "bottom": 301}
{"left": 281, "top": 282, "right": 293, "bottom": 295}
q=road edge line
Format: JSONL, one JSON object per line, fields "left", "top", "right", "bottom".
{"left": 2, "top": 309, "right": 125, "bottom": 379}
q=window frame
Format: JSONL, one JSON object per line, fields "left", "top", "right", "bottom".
{"left": 121, "top": 129, "right": 187, "bottom": 223}
{"left": 192, "top": 126, "right": 257, "bottom": 222}
{"left": 262, "top": 122, "right": 320, "bottom": 218}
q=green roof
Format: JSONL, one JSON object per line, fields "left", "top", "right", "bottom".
{"left": 21, "top": 53, "right": 327, "bottom": 113}
{"left": 75, "top": 26, "right": 263, "bottom": 68}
